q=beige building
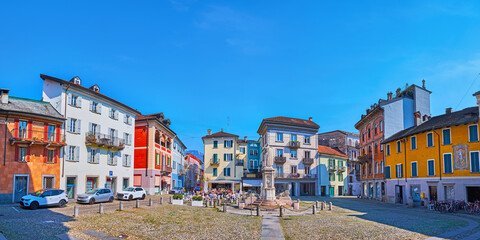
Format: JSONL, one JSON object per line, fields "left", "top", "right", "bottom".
{"left": 202, "top": 129, "right": 244, "bottom": 191}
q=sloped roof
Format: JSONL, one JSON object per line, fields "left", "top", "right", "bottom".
{"left": 383, "top": 106, "right": 478, "bottom": 143}
{"left": 202, "top": 131, "right": 239, "bottom": 140}
{"left": 318, "top": 145, "right": 348, "bottom": 158}
{"left": 318, "top": 130, "right": 358, "bottom": 137}
{"left": 262, "top": 116, "right": 319, "bottom": 128}
{"left": 136, "top": 113, "right": 176, "bottom": 136}
{"left": 0, "top": 96, "right": 64, "bottom": 121}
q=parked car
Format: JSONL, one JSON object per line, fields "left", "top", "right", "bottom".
{"left": 116, "top": 187, "right": 146, "bottom": 201}
{"left": 20, "top": 189, "right": 68, "bottom": 210}
{"left": 77, "top": 188, "right": 115, "bottom": 204}
{"left": 169, "top": 187, "right": 184, "bottom": 195}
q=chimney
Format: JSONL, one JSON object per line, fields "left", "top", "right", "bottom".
{"left": 423, "top": 115, "right": 429, "bottom": 122}
{"left": 396, "top": 88, "right": 401, "bottom": 97}
{"left": 221, "top": 128, "right": 223, "bottom": 132}
{"left": 0, "top": 89, "right": 9, "bottom": 104}
{"left": 308, "top": 117, "right": 312, "bottom": 121}
{"left": 244, "top": 136, "right": 247, "bottom": 141}
{"left": 207, "top": 129, "right": 211, "bottom": 135}
{"left": 414, "top": 111, "right": 421, "bottom": 126}
{"left": 445, "top": 108, "right": 452, "bottom": 114}
{"left": 387, "top": 92, "right": 393, "bottom": 100}
{"left": 474, "top": 91, "right": 480, "bottom": 118}
{"left": 422, "top": 79, "right": 426, "bottom": 89}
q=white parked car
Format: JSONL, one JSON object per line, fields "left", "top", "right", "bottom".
{"left": 20, "top": 189, "right": 69, "bottom": 210}
{"left": 116, "top": 187, "right": 146, "bottom": 201}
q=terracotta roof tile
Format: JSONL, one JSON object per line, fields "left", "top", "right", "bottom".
{"left": 263, "top": 116, "right": 319, "bottom": 128}
{"left": 318, "top": 145, "right": 348, "bottom": 158}
{"left": 202, "top": 131, "right": 239, "bottom": 140}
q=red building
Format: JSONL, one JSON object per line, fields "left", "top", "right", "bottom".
{"left": 134, "top": 113, "right": 175, "bottom": 195}
{"left": 184, "top": 153, "right": 202, "bottom": 190}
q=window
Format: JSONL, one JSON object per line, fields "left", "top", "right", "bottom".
{"left": 471, "top": 151, "right": 480, "bottom": 173}
{"left": 411, "top": 136, "right": 417, "bottom": 150}
{"left": 155, "top": 153, "right": 160, "bottom": 166}
{"left": 304, "top": 136, "right": 311, "bottom": 144}
{"left": 338, "top": 172, "right": 343, "bottom": 181}
{"left": 249, "top": 149, "right": 258, "bottom": 156}
{"left": 276, "top": 133, "right": 283, "bottom": 142}
{"left": 240, "top": 147, "right": 245, "bottom": 154}
{"left": 224, "top": 153, "right": 233, "bottom": 161}
{"left": 469, "top": 125, "right": 479, "bottom": 142}
{"left": 212, "top": 154, "right": 218, "bottom": 163}
{"left": 385, "top": 166, "right": 391, "bottom": 178}
{"left": 87, "top": 148, "right": 99, "bottom": 163}
{"left": 396, "top": 164, "right": 403, "bottom": 178}
{"left": 89, "top": 123, "right": 99, "bottom": 135}
{"left": 276, "top": 166, "right": 283, "bottom": 177}
{"left": 444, "top": 153, "right": 453, "bottom": 174}
{"left": 375, "top": 162, "right": 378, "bottom": 174}
{"left": 17, "top": 120, "right": 28, "bottom": 138}
{"left": 291, "top": 150, "right": 297, "bottom": 158}
{"left": 224, "top": 168, "right": 231, "bottom": 177}
{"left": 380, "top": 121, "right": 384, "bottom": 132}
{"left": 213, "top": 168, "right": 217, "bottom": 176}
{"left": 291, "top": 165, "right": 297, "bottom": 174}
{"left": 67, "top": 118, "right": 81, "bottom": 133}
{"left": 428, "top": 160, "right": 435, "bottom": 176}
{"left": 124, "top": 133, "right": 131, "bottom": 145}
{"left": 124, "top": 115, "right": 132, "bottom": 125}
{"left": 123, "top": 154, "right": 131, "bottom": 167}
{"left": 90, "top": 101, "right": 101, "bottom": 114}
{"left": 276, "top": 149, "right": 283, "bottom": 157}
{"left": 305, "top": 151, "right": 311, "bottom": 159}
{"left": 68, "top": 94, "right": 81, "bottom": 108}
{"left": 109, "top": 108, "right": 118, "bottom": 120}
{"left": 213, "top": 141, "right": 218, "bottom": 148}
{"left": 108, "top": 151, "right": 116, "bottom": 165}
{"left": 47, "top": 149, "right": 55, "bottom": 163}
{"left": 17, "top": 147, "right": 27, "bottom": 162}
{"left": 396, "top": 141, "right": 401, "bottom": 153}
{"left": 386, "top": 144, "right": 390, "bottom": 156}
{"left": 443, "top": 129, "right": 451, "bottom": 145}
{"left": 380, "top": 144, "right": 384, "bottom": 152}
{"left": 47, "top": 125, "right": 55, "bottom": 141}
{"left": 43, "top": 176, "right": 55, "bottom": 189}
{"left": 411, "top": 162, "right": 417, "bottom": 177}
{"left": 66, "top": 146, "right": 79, "bottom": 161}
{"left": 445, "top": 186, "right": 455, "bottom": 201}
{"left": 224, "top": 140, "right": 233, "bottom": 148}
{"left": 291, "top": 134, "right": 297, "bottom": 141}
{"left": 427, "top": 133, "right": 434, "bottom": 147}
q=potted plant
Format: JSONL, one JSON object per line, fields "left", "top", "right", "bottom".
{"left": 172, "top": 194, "right": 184, "bottom": 205}
{"left": 192, "top": 195, "right": 203, "bottom": 207}
{"left": 86, "top": 134, "right": 96, "bottom": 142}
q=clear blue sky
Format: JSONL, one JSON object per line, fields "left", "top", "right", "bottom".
{"left": 1, "top": 1, "right": 480, "bottom": 151}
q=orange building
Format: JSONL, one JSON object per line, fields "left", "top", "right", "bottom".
{"left": 0, "top": 89, "right": 65, "bottom": 203}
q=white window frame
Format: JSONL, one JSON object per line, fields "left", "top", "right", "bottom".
{"left": 276, "top": 133, "right": 283, "bottom": 142}
{"left": 304, "top": 136, "right": 310, "bottom": 144}
{"left": 42, "top": 175, "right": 56, "bottom": 189}
{"left": 427, "top": 159, "right": 435, "bottom": 176}
{"left": 469, "top": 124, "right": 479, "bottom": 142}
{"left": 396, "top": 164, "right": 403, "bottom": 178}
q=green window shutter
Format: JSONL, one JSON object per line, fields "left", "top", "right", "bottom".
{"left": 224, "top": 141, "right": 226, "bottom": 148}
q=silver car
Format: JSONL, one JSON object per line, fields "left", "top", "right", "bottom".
{"left": 77, "top": 188, "right": 115, "bottom": 204}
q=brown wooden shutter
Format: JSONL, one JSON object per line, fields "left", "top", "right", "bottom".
{"left": 44, "top": 123, "right": 48, "bottom": 141}
{"left": 44, "top": 148, "right": 48, "bottom": 163}
{"left": 27, "top": 121, "right": 32, "bottom": 139}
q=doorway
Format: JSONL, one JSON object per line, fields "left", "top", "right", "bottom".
{"left": 410, "top": 184, "right": 421, "bottom": 206}
{"left": 13, "top": 175, "right": 29, "bottom": 203}
{"left": 86, "top": 177, "right": 98, "bottom": 191}
{"left": 66, "top": 177, "right": 76, "bottom": 199}
{"left": 106, "top": 177, "right": 117, "bottom": 193}
{"left": 466, "top": 187, "right": 480, "bottom": 202}
{"left": 329, "top": 187, "right": 335, "bottom": 197}
{"left": 395, "top": 185, "right": 403, "bottom": 204}
{"left": 321, "top": 186, "right": 326, "bottom": 196}
{"left": 429, "top": 186, "right": 438, "bottom": 201}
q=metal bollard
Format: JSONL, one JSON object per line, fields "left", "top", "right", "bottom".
{"left": 256, "top": 205, "right": 260, "bottom": 216}
{"left": 223, "top": 203, "right": 227, "bottom": 213}
{"left": 149, "top": 198, "right": 153, "bottom": 206}
{"left": 312, "top": 205, "right": 316, "bottom": 215}
{"left": 99, "top": 203, "right": 104, "bottom": 214}
{"left": 136, "top": 199, "right": 140, "bottom": 208}
{"left": 320, "top": 202, "right": 324, "bottom": 210}
{"left": 329, "top": 202, "right": 332, "bottom": 210}
{"left": 279, "top": 205, "right": 283, "bottom": 217}
{"left": 74, "top": 205, "right": 79, "bottom": 217}
{"left": 119, "top": 201, "right": 124, "bottom": 211}
{"left": 170, "top": 196, "right": 173, "bottom": 204}
{"left": 160, "top": 197, "right": 164, "bottom": 205}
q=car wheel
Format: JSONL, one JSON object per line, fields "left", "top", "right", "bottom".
{"left": 89, "top": 198, "right": 95, "bottom": 205}
{"left": 30, "top": 201, "right": 39, "bottom": 210}
{"left": 58, "top": 200, "right": 67, "bottom": 208}
{"left": 109, "top": 197, "right": 114, "bottom": 202}
{"left": 128, "top": 195, "right": 133, "bottom": 201}
{"left": 141, "top": 194, "right": 146, "bottom": 200}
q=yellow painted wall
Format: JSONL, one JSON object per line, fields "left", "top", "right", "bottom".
{"left": 385, "top": 121, "right": 480, "bottom": 179}
{"left": 203, "top": 137, "right": 243, "bottom": 182}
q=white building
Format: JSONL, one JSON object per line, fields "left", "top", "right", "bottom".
{"left": 41, "top": 74, "right": 140, "bottom": 198}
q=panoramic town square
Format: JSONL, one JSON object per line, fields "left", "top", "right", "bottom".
{"left": 2, "top": 1, "right": 480, "bottom": 239}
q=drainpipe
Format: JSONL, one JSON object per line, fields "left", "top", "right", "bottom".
{"left": 146, "top": 123, "right": 149, "bottom": 177}
{"left": 403, "top": 138, "right": 407, "bottom": 183}
{"left": 3, "top": 113, "right": 9, "bottom": 166}
{"left": 432, "top": 130, "right": 442, "bottom": 181}
{"left": 62, "top": 85, "right": 70, "bottom": 178}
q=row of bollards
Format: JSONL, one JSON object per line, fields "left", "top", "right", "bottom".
{"left": 74, "top": 197, "right": 170, "bottom": 217}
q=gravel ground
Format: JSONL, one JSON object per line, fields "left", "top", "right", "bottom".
{"left": 66, "top": 205, "right": 262, "bottom": 240}
{"left": 280, "top": 197, "right": 472, "bottom": 240}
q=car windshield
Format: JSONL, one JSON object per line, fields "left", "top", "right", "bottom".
{"left": 124, "top": 187, "right": 134, "bottom": 192}
{"left": 31, "top": 189, "right": 47, "bottom": 196}
{"left": 86, "top": 189, "right": 99, "bottom": 194}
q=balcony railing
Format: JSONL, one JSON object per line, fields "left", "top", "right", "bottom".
{"left": 288, "top": 141, "right": 301, "bottom": 148}
{"left": 274, "top": 156, "right": 286, "bottom": 164}
{"left": 328, "top": 165, "right": 337, "bottom": 171}
{"left": 162, "top": 165, "right": 172, "bottom": 173}
{"left": 9, "top": 129, "right": 65, "bottom": 146}
{"left": 302, "top": 158, "right": 314, "bottom": 165}
{"left": 211, "top": 158, "right": 219, "bottom": 165}
{"left": 357, "top": 153, "right": 372, "bottom": 163}
{"left": 85, "top": 132, "right": 125, "bottom": 150}
{"left": 337, "top": 165, "right": 346, "bottom": 171}
{"left": 275, "top": 173, "right": 317, "bottom": 179}
{"left": 235, "top": 159, "right": 244, "bottom": 166}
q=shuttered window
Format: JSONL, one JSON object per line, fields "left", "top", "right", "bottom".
{"left": 444, "top": 154, "right": 453, "bottom": 174}
{"left": 133, "top": 175, "right": 142, "bottom": 187}
{"left": 428, "top": 160, "right": 435, "bottom": 176}
{"left": 411, "top": 162, "right": 417, "bottom": 177}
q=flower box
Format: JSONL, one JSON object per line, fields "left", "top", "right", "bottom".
{"left": 192, "top": 200, "right": 203, "bottom": 207}
{"left": 172, "top": 199, "right": 183, "bottom": 205}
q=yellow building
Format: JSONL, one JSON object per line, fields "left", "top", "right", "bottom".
{"left": 202, "top": 129, "right": 244, "bottom": 191}
{"left": 383, "top": 98, "right": 480, "bottom": 204}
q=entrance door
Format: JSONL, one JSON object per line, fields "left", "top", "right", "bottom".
{"left": 410, "top": 185, "right": 421, "bottom": 206}
{"left": 66, "top": 177, "right": 76, "bottom": 199}
{"left": 429, "top": 186, "right": 437, "bottom": 201}
{"left": 122, "top": 178, "right": 129, "bottom": 190}
{"left": 466, "top": 187, "right": 480, "bottom": 202}
{"left": 329, "top": 187, "right": 335, "bottom": 197}
{"left": 291, "top": 183, "right": 295, "bottom": 196}
{"left": 13, "top": 175, "right": 28, "bottom": 203}
{"left": 321, "top": 186, "right": 326, "bottom": 196}
{"left": 395, "top": 185, "right": 403, "bottom": 204}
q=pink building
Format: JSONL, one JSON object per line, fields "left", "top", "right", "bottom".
{"left": 184, "top": 153, "right": 202, "bottom": 190}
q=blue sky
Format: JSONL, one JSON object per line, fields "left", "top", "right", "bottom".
{"left": 1, "top": 1, "right": 480, "bottom": 151}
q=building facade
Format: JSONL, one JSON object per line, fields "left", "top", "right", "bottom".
{"left": 258, "top": 117, "right": 320, "bottom": 197}
{"left": 384, "top": 101, "right": 480, "bottom": 204}
{"left": 0, "top": 90, "right": 66, "bottom": 203}
{"left": 134, "top": 113, "right": 175, "bottom": 195}
{"left": 42, "top": 75, "right": 139, "bottom": 198}
{"left": 355, "top": 82, "right": 431, "bottom": 201}
{"left": 184, "top": 153, "right": 202, "bottom": 190}
{"left": 317, "top": 145, "right": 348, "bottom": 196}
{"left": 202, "top": 129, "right": 243, "bottom": 191}
{"left": 172, "top": 137, "right": 186, "bottom": 189}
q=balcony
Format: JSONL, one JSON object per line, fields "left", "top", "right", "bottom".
{"left": 275, "top": 173, "right": 317, "bottom": 179}
{"left": 288, "top": 141, "right": 300, "bottom": 148}
{"left": 274, "top": 156, "right": 286, "bottom": 164}
{"left": 328, "top": 165, "right": 337, "bottom": 171}
{"left": 302, "top": 158, "right": 314, "bottom": 165}
{"left": 178, "top": 170, "right": 184, "bottom": 176}
{"left": 162, "top": 165, "right": 172, "bottom": 173}
{"left": 211, "top": 158, "right": 220, "bottom": 166}
{"left": 9, "top": 129, "right": 65, "bottom": 146}
{"left": 357, "top": 153, "right": 372, "bottom": 163}
{"left": 86, "top": 132, "right": 125, "bottom": 150}
{"left": 337, "top": 165, "right": 346, "bottom": 171}
{"left": 236, "top": 159, "right": 244, "bottom": 166}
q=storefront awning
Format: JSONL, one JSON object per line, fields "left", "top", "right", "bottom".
{"left": 243, "top": 179, "right": 262, "bottom": 187}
